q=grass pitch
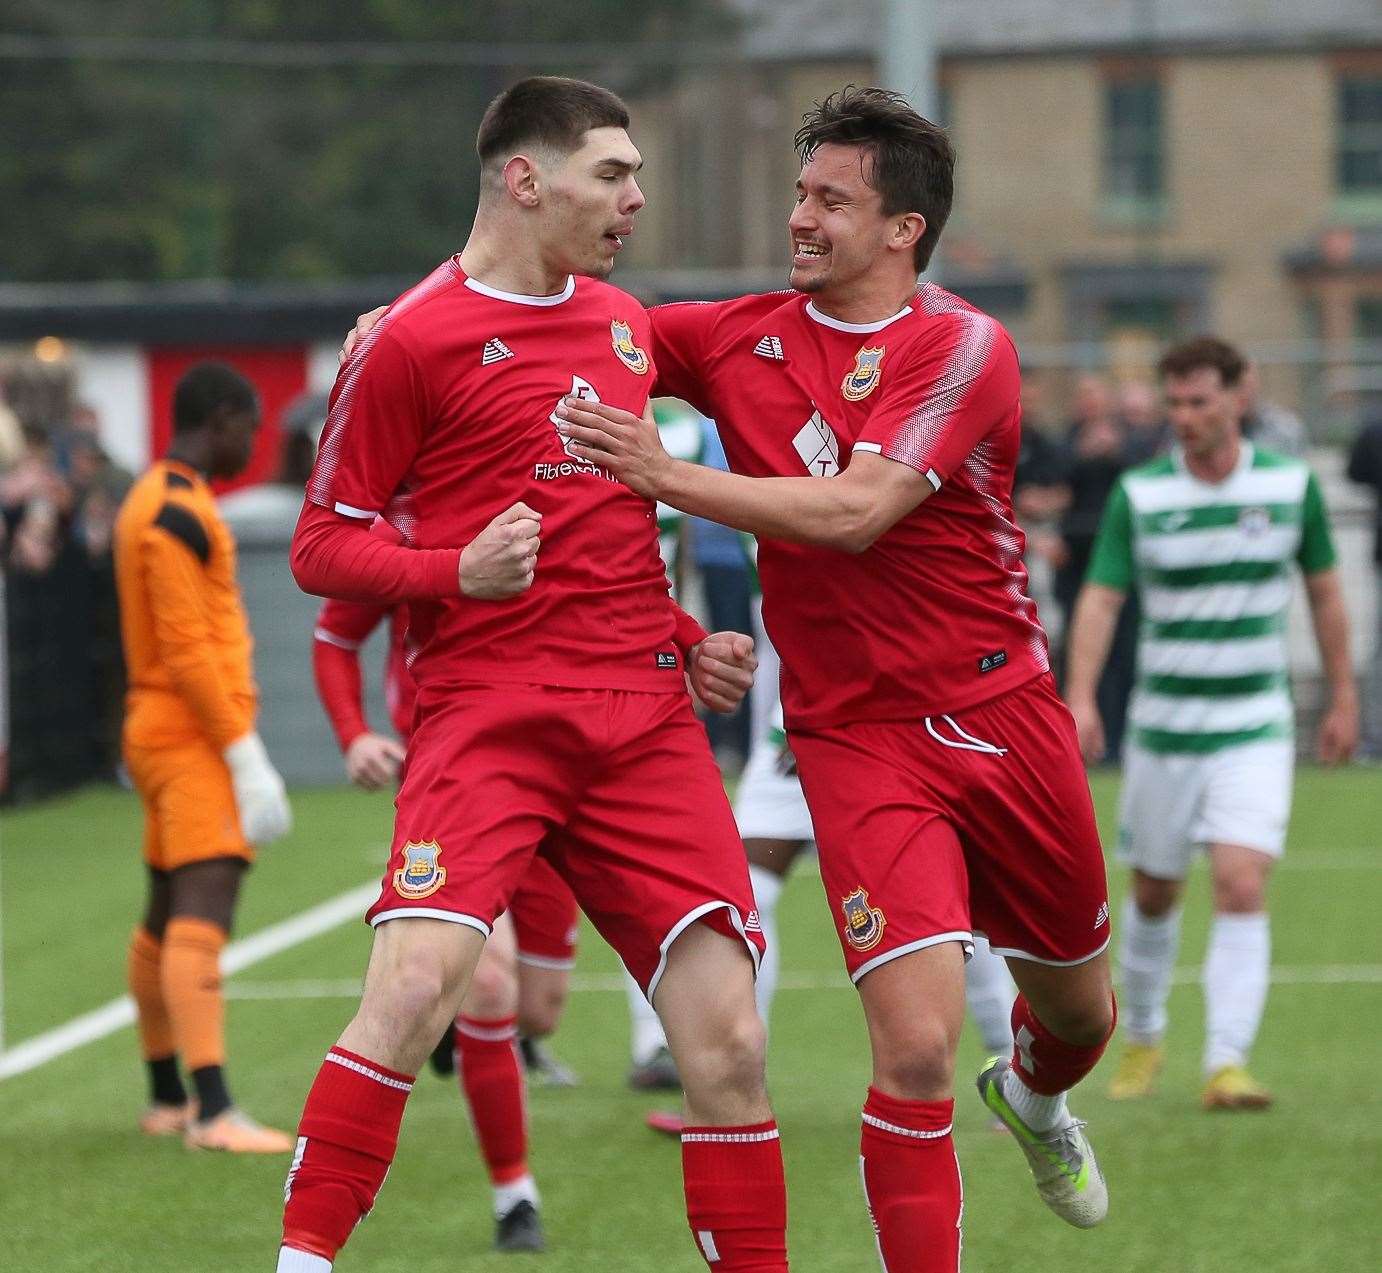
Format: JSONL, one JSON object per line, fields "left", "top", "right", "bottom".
{"left": 1, "top": 770, "right": 1378, "bottom": 1271}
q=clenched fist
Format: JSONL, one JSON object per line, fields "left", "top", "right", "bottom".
{"left": 459, "top": 502, "right": 543, "bottom": 600}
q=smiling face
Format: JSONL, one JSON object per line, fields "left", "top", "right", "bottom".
{"left": 787, "top": 142, "right": 925, "bottom": 306}
{"left": 535, "top": 126, "right": 645, "bottom": 280}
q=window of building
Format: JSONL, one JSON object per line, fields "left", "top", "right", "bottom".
{"left": 1338, "top": 76, "right": 1382, "bottom": 196}
{"left": 1103, "top": 77, "right": 1164, "bottom": 217}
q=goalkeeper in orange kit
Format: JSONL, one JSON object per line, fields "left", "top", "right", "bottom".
{"left": 114, "top": 363, "right": 294, "bottom": 1153}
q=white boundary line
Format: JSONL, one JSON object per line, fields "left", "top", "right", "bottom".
{"left": 0, "top": 881, "right": 377, "bottom": 1082}
{"left": 222, "top": 963, "right": 1382, "bottom": 1002}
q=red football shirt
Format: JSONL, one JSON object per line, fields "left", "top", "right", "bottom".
{"left": 651, "top": 284, "right": 1049, "bottom": 729}
{"left": 313, "top": 598, "right": 415, "bottom": 748}
{"left": 306, "top": 259, "right": 689, "bottom": 694}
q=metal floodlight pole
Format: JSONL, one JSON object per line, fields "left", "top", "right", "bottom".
{"left": 879, "top": 0, "right": 938, "bottom": 119}
{"left": 879, "top": 0, "right": 941, "bottom": 279}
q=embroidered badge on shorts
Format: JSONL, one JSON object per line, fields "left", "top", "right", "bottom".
{"left": 394, "top": 840, "right": 447, "bottom": 899}
{"left": 841, "top": 887, "right": 887, "bottom": 952}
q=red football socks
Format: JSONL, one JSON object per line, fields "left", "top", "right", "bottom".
{"left": 1009, "top": 993, "right": 1117, "bottom": 1096}
{"left": 859, "top": 1087, "right": 962, "bottom": 1273}
{"left": 455, "top": 1014, "right": 529, "bottom": 1186}
{"left": 281, "top": 1047, "right": 414, "bottom": 1262}
{"left": 682, "top": 1121, "right": 789, "bottom": 1270}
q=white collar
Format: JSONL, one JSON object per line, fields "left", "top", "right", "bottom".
{"left": 804, "top": 300, "right": 913, "bottom": 333}
{"left": 1172, "top": 439, "right": 1255, "bottom": 484}
{"left": 463, "top": 273, "right": 575, "bottom": 306}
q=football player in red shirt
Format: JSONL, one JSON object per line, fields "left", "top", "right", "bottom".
{"left": 555, "top": 88, "right": 1116, "bottom": 1270}
{"left": 277, "top": 79, "right": 784, "bottom": 1273}
{"left": 312, "top": 580, "right": 582, "bottom": 1252}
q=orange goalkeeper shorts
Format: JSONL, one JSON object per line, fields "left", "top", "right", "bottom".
{"left": 125, "top": 739, "right": 254, "bottom": 871}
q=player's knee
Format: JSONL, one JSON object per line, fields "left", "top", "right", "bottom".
{"left": 464, "top": 954, "right": 517, "bottom": 1019}
{"left": 518, "top": 987, "right": 565, "bottom": 1038}
{"left": 1133, "top": 877, "right": 1181, "bottom": 918}
{"left": 681, "top": 1012, "right": 768, "bottom": 1102}
{"left": 369, "top": 949, "right": 452, "bottom": 1038}
{"left": 874, "top": 1020, "right": 957, "bottom": 1098}
{"left": 1041, "top": 996, "right": 1116, "bottom": 1048}
{"left": 1212, "top": 878, "right": 1267, "bottom": 914}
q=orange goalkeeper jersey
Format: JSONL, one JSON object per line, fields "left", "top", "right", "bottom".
{"left": 114, "top": 459, "right": 257, "bottom": 751}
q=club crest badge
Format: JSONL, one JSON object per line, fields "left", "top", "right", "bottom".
{"left": 1238, "top": 506, "right": 1271, "bottom": 537}
{"left": 611, "top": 319, "right": 650, "bottom": 374}
{"left": 840, "top": 887, "right": 887, "bottom": 952}
{"left": 841, "top": 346, "right": 885, "bottom": 401}
{"left": 394, "top": 840, "right": 446, "bottom": 900}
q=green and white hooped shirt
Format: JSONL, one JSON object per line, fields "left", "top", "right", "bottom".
{"left": 1086, "top": 443, "right": 1337, "bottom": 755}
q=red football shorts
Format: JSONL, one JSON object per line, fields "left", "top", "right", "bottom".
{"left": 366, "top": 684, "right": 762, "bottom": 998}
{"left": 509, "top": 855, "right": 580, "bottom": 971}
{"left": 791, "top": 673, "right": 1110, "bottom": 982}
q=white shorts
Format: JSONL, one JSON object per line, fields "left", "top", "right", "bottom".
{"left": 734, "top": 739, "right": 816, "bottom": 843}
{"left": 1116, "top": 739, "right": 1294, "bottom": 879}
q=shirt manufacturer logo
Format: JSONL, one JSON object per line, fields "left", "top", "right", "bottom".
{"left": 978, "top": 650, "right": 1007, "bottom": 674}
{"left": 481, "top": 338, "right": 514, "bottom": 366}
{"left": 753, "top": 335, "right": 785, "bottom": 361}
{"left": 655, "top": 651, "right": 679, "bottom": 669}
{"left": 793, "top": 409, "right": 840, "bottom": 477}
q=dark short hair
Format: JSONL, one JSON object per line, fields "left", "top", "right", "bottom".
{"left": 1157, "top": 337, "right": 1246, "bottom": 388}
{"left": 794, "top": 86, "right": 955, "bottom": 272}
{"left": 476, "top": 76, "right": 630, "bottom": 170}
{"left": 172, "top": 363, "right": 258, "bottom": 434}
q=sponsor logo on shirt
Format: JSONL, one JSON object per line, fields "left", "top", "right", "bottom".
{"left": 753, "top": 335, "right": 785, "bottom": 361}
{"left": 481, "top": 338, "right": 514, "bottom": 366}
{"left": 610, "top": 319, "right": 650, "bottom": 374}
{"left": 793, "top": 409, "right": 841, "bottom": 477}
{"left": 655, "top": 651, "right": 679, "bottom": 669}
{"left": 1238, "top": 506, "right": 1271, "bottom": 537}
{"left": 840, "top": 887, "right": 887, "bottom": 952}
{"left": 978, "top": 649, "right": 1008, "bottom": 673}
{"left": 841, "top": 345, "right": 885, "bottom": 401}
{"left": 394, "top": 840, "right": 446, "bottom": 900}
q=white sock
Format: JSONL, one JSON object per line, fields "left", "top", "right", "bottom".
{"left": 1003, "top": 1067, "right": 1072, "bottom": 1134}
{"left": 964, "top": 936, "right": 1016, "bottom": 1055}
{"left": 493, "top": 1172, "right": 539, "bottom": 1220}
{"left": 1203, "top": 912, "right": 1270, "bottom": 1075}
{"left": 624, "top": 967, "right": 667, "bottom": 1064}
{"left": 1117, "top": 897, "right": 1182, "bottom": 1045}
{"left": 276, "top": 1249, "right": 331, "bottom": 1273}
{"left": 748, "top": 864, "right": 785, "bottom": 1026}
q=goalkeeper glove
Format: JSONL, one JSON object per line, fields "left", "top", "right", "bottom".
{"left": 223, "top": 731, "right": 292, "bottom": 846}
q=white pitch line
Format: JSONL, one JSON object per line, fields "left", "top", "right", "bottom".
{"left": 223, "top": 963, "right": 1382, "bottom": 1002}
{"left": 0, "top": 881, "right": 377, "bottom": 1081}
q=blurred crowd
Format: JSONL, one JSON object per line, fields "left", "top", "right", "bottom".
{"left": 0, "top": 359, "right": 133, "bottom": 575}
{"left": 0, "top": 358, "right": 134, "bottom": 798}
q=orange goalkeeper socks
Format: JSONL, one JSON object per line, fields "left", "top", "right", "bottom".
{"left": 127, "top": 926, "right": 176, "bottom": 1061}
{"left": 161, "top": 916, "right": 228, "bottom": 1074}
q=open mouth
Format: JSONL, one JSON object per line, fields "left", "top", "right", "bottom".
{"left": 793, "top": 241, "right": 829, "bottom": 264}
{"left": 604, "top": 226, "right": 633, "bottom": 251}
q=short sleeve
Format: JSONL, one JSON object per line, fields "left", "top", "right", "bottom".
{"left": 1085, "top": 481, "right": 1136, "bottom": 591}
{"left": 306, "top": 327, "right": 430, "bottom": 520}
{"left": 649, "top": 303, "right": 718, "bottom": 415}
{"left": 1297, "top": 470, "right": 1338, "bottom": 575}
{"left": 854, "top": 313, "right": 1020, "bottom": 490}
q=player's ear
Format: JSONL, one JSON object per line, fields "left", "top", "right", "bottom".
{"left": 502, "top": 155, "right": 541, "bottom": 208}
{"left": 892, "top": 212, "right": 926, "bottom": 256}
